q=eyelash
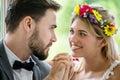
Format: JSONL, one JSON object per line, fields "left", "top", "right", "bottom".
{"left": 70, "top": 29, "right": 73, "bottom": 34}
{"left": 69, "top": 29, "right": 87, "bottom": 37}
{"left": 51, "top": 27, "right": 55, "bottom": 29}
{"left": 79, "top": 33, "right": 86, "bottom": 37}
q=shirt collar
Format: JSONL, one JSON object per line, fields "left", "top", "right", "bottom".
{"left": 3, "top": 40, "right": 35, "bottom": 67}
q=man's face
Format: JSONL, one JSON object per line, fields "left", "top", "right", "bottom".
{"left": 28, "top": 9, "right": 57, "bottom": 60}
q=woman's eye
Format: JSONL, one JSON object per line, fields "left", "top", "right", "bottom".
{"left": 70, "top": 29, "right": 74, "bottom": 34}
{"left": 79, "top": 33, "right": 86, "bottom": 37}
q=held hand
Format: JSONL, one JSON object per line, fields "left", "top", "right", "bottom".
{"left": 53, "top": 53, "right": 74, "bottom": 80}
{"left": 45, "top": 53, "right": 74, "bottom": 80}
{"left": 45, "top": 59, "right": 67, "bottom": 80}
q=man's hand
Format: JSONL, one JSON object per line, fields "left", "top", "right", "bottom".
{"left": 45, "top": 53, "right": 74, "bottom": 80}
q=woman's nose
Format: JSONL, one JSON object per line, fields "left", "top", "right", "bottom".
{"left": 69, "top": 34, "right": 78, "bottom": 43}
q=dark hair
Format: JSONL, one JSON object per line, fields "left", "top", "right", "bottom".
{"left": 5, "top": 0, "right": 61, "bottom": 33}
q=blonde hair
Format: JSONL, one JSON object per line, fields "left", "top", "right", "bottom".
{"left": 71, "top": 5, "right": 120, "bottom": 62}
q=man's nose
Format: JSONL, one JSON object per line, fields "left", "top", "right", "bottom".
{"left": 51, "top": 33, "right": 57, "bottom": 42}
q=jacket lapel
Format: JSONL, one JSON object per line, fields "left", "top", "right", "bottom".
{"left": 0, "top": 40, "right": 14, "bottom": 80}
{"left": 31, "top": 55, "right": 50, "bottom": 80}
{"left": 33, "top": 65, "right": 41, "bottom": 80}
{"left": 32, "top": 55, "right": 41, "bottom": 80}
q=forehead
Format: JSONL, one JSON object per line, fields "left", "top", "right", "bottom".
{"left": 71, "top": 18, "right": 89, "bottom": 30}
{"left": 37, "top": 9, "right": 56, "bottom": 25}
{"left": 44, "top": 9, "right": 56, "bottom": 19}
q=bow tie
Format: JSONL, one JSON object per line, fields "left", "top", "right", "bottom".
{"left": 13, "top": 60, "right": 34, "bottom": 71}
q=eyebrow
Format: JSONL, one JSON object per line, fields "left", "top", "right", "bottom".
{"left": 70, "top": 28, "right": 87, "bottom": 33}
{"left": 78, "top": 30, "right": 87, "bottom": 33}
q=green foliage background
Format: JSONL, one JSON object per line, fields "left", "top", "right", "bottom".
{"left": 47, "top": 0, "right": 120, "bottom": 60}
{"left": 0, "top": 0, "right": 4, "bottom": 38}
{"left": 0, "top": 0, "right": 119, "bottom": 60}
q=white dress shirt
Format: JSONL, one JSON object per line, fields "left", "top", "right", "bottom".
{"left": 3, "top": 40, "right": 33, "bottom": 80}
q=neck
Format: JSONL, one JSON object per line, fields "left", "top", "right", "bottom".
{"left": 83, "top": 58, "right": 110, "bottom": 72}
{"left": 4, "top": 33, "right": 31, "bottom": 61}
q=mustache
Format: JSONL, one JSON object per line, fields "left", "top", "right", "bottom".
{"left": 45, "top": 42, "right": 52, "bottom": 49}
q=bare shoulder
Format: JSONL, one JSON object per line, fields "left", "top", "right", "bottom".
{"left": 109, "top": 62, "right": 120, "bottom": 80}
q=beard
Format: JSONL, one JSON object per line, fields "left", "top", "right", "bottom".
{"left": 28, "top": 27, "right": 52, "bottom": 60}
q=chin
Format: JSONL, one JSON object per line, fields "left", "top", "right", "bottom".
{"left": 72, "top": 53, "right": 77, "bottom": 57}
{"left": 72, "top": 52, "right": 80, "bottom": 57}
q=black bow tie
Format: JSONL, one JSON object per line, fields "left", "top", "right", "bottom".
{"left": 13, "top": 60, "right": 34, "bottom": 71}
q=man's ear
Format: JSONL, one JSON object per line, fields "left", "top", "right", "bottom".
{"left": 22, "top": 16, "right": 35, "bottom": 33}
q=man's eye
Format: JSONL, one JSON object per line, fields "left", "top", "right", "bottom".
{"left": 51, "top": 27, "right": 55, "bottom": 29}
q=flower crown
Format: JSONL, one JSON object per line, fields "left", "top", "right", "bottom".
{"left": 73, "top": 4, "right": 117, "bottom": 37}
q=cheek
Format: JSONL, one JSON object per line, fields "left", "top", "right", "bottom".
{"left": 39, "top": 29, "right": 51, "bottom": 40}
{"left": 80, "top": 38, "right": 93, "bottom": 48}
{"left": 84, "top": 39, "right": 98, "bottom": 49}
{"left": 68, "top": 36, "right": 72, "bottom": 46}
{"left": 79, "top": 38, "right": 88, "bottom": 43}
{"left": 40, "top": 34, "right": 50, "bottom": 43}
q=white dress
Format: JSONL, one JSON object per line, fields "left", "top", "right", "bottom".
{"left": 101, "top": 60, "right": 120, "bottom": 80}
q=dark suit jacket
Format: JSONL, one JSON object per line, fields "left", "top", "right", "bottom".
{"left": 0, "top": 40, "right": 50, "bottom": 80}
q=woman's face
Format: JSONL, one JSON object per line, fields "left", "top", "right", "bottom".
{"left": 69, "top": 18, "right": 103, "bottom": 58}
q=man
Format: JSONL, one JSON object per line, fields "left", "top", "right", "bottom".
{"left": 0, "top": 0, "right": 72, "bottom": 80}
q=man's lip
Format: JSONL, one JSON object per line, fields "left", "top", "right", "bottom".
{"left": 45, "top": 43, "right": 52, "bottom": 49}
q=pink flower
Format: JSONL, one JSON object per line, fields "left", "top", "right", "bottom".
{"left": 80, "top": 5, "right": 92, "bottom": 17}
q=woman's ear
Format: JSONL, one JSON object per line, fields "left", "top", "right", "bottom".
{"left": 98, "top": 38, "right": 107, "bottom": 48}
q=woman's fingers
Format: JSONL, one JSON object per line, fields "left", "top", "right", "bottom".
{"left": 53, "top": 53, "right": 72, "bottom": 61}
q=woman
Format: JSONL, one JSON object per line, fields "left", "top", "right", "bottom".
{"left": 69, "top": 4, "right": 120, "bottom": 80}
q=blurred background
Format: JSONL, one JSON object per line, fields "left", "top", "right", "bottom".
{"left": 0, "top": 0, "right": 120, "bottom": 60}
